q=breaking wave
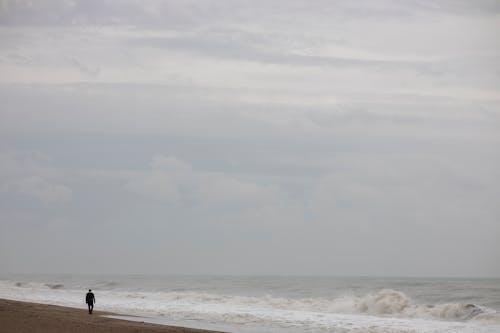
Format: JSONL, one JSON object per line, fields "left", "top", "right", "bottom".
{"left": 344, "top": 289, "right": 488, "bottom": 321}
{"left": 138, "top": 288, "right": 494, "bottom": 322}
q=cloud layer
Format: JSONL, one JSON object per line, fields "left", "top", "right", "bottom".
{"left": 0, "top": 0, "right": 499, "bottom": 276}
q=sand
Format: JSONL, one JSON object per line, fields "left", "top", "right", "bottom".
{"left": 0, "top": 299, "right": 226, "bottom": 333}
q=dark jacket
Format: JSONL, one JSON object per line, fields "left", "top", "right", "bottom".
{"left": 86, "top": 292, "right": 95, "bottom": 304}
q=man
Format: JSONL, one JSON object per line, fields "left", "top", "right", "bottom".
{"left": 85, "top": 289, "right": 95, "bottom": 314}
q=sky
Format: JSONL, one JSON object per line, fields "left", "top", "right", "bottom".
{"left": 0, "top": 0, "right": 499, "bottom": 277}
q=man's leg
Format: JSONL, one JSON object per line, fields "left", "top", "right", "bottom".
{"left": 90, "top": 303, "right": 93, "bottom": 314}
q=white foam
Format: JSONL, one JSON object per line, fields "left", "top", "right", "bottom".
{"left": 1, "top": 280, "right": 499, "bottom": 333}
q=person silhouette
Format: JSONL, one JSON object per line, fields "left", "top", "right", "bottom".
{"left": 85, "top": 289, "right": 95, "bottom": 314}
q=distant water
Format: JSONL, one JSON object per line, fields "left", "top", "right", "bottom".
{"left": 1, "top": 274, "right": 499, "bottom": 332}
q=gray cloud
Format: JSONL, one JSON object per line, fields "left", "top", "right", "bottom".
{"left": 128, "top": 33, "right": 435, "bottom": 72}
{"left": 2, "top": 0, "right": 500, "bottom": 27}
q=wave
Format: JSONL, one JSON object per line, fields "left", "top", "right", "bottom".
{"left": 145, "top": 288, "right": 494, "bottom": 322}
{"left": 340, "top": 289, "right": 487, "bottom": 321}
{"left": 1, "top": 279, "right": 498, "bottom": 330}
{"left": 95, "top": 287, "right": 497, "bottom": 323}
{"left": 44, "top": 283, "right": 64, "bottom": 290}
{"left": 156, "top": 288, "right": 497, "bottom": 323}
{"left": 98, "top": 281, "right": 120, "bottom": 289}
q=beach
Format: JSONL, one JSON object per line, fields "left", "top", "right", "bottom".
{"left": 0, "top": 299, "right": 224, "bottom": 333}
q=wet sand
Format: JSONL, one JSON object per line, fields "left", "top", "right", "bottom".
{"left": 0, "top": 299, "right": 225, "bottom": 333}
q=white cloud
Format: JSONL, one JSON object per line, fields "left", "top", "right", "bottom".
{"left": 308, "top": 152, "right": 500, "bottom": 228}
{"left": 150, "top": 154, "right": 192, "bottom": 172}
{"left": 197, "top": 175, "right": 281, "bottom": 209}
{"left": 16, "top": 175, "right": 72, "bottom": 203}
{"left": 124, "top": 171, "right": 182, "bottom": 204}
{"left": 0, "top": 149, "right": 72, "bottom": 203}
{"left": 125, "top": 155, "right": 282, "bottom": 209}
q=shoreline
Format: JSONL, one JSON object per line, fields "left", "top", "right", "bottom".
{"left": 0, "top": 298, "right": 226, "bottom": 333}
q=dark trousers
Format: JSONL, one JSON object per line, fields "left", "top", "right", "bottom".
{"left": 87, "top": 302, "right": 94, "bottom": 314}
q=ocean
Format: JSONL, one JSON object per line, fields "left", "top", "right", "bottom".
{"left": 1, "top": 274, "right": 499, "bottom": 332}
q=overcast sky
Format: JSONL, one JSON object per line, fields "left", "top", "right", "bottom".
{"left": 0, "top": 0, "right": 499, "bottom": 277}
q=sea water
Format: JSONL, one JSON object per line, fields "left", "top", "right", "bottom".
{"left": 0, "top": 274, "right": 499, "bottom": 333}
